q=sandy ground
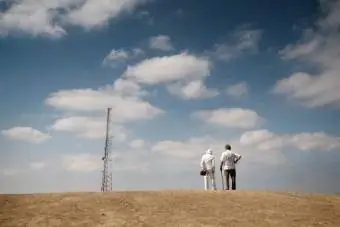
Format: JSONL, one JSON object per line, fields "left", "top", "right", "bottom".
{"left": 1, "top": 190, "right": 340, "bottom": 227}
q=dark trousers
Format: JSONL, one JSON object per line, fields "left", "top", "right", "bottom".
{"left": 224, "top": 169, "right": 236, "bottom": 190}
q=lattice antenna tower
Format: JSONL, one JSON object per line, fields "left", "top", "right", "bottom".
{"left": 101, "top": 108, "right": 113, "bottom": 192}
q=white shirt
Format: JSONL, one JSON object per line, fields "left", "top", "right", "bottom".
{"left": 200, "top": 152, "right": 215, "bottom": 170}
{"left": 220, "top": 150, "right": 241, "bottom": 170}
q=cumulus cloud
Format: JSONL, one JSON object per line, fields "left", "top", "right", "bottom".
{"left": 208, "top": 26, "right": 263, "bottom": 61}
{"left": 121, "top": 51, "right": 217, "bottom": 100}
{"left": 45, "top": 85, "right": 163, "bottom": 122}
{"left": 274, "top": 0, "right": 340, "bottom": 108}
{"left": 65, "top": 0, "right": 150, "bottom": 29}
{"left": 112, "top": 78, "right": 149, "bottom": 97}
{"left": 240, "top": 129, "right": 340, "bottom": 152}
{"left": 240, "top": 129, "right": 276, "bottom": 145}
{"left": 102, "top": 48, "right": 144, "bottom": 68}
{"left": 151, "top": 129, "right": 340, "bottom": 166}
{"left": 152, "top": 136, "right": 224, "bottom": 159}
{"left": 102, "top": 49, "right": 129, "bottom": 67}
{"left": 240, "top": 130, "right": 287, "bottom": 152}
{"left": 290, "top": 132, "right": 340, "bottom": 151}
{"left": 151, "top": 135, "right": 285, "bottom": 165}
{"left": 167, "top": 80, "right": 219, "bottom": 100}
{"left": 225, "top": 82, "right": 249, "bottom": 98}
{"left": 44, "top": 75, "right": 164, "bottom": 141}
{"left": 148, "top": 35, "right": 174, "bottom": 51}
{"left": 123, "top": 52, "right": 211, "bottom": 85}
{"left": 45, "top": 74, "right": 163, "bottom": 141}
{"left": 1, "top": 126, "right": 51, "bottom": 144}
{"left": 0, "top": 0, "right": 67, "bottom": 38}
{"left": 0, "top": 0, "right": 151, "bottom": 38}
{"left": 51, "top": 116, "right": 128, "bottom": 141}
{"left": 272, "top": 70, "right": 340, "bottom": 108}
{"left": 191, "top": 108, "right": 264, "bottom": 129}
{"left": 279, "top": 39, "right": 320, "bottom": 60}
{"left": 129, "top": 139, "right": 145, "bottom": 149}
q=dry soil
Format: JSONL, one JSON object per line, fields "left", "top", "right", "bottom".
{"left": 1, "top": 190, "right": 340, "bottom": 227}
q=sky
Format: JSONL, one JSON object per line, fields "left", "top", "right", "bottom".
{"left": 1, "top": 0, "right": 340, "bottom": 194}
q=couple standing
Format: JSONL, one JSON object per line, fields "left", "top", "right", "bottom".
{"left": 200, "top": 144, "right": 242, "bottom": 191}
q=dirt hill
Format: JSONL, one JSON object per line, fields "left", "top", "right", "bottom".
{"left": 1, "top": 190, "right": 340, "bottom": 227}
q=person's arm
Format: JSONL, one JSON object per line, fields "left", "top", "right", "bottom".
{"left": 234, "top": 153, "right": 242, "bottom": 164}
{"left": 219, "top": 153, "right": 224, "bottom": 171}
{"left": 200, "top": 156, "right": 205, "bottom": 170}
{"left": 212, "top": 157, "right": 216, "bottom": 172}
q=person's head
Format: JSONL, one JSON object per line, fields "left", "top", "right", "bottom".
{"left": 225, "top": 144, "right": 231, "bottom": 150}
{"left": 206, "top": 148, "right": 213, "bottom": 155}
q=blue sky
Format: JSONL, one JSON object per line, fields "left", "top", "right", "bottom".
{"left": 1, "top": 0, "right": 340, "bottom": 194}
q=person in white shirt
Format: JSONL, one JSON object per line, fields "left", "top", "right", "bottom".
{"left": 219, "top": 144, "right": 242, "bottom": 190}
{"left": 200, "top": 148, "right": 217, "bottom": 191}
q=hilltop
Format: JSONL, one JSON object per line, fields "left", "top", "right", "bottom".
{"left": 1, "top": 190, "right": 340, "bottom": 226}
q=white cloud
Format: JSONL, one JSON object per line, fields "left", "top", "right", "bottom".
{"left": 272, "top": 70, "right": 340, "bottom": 108}
{"left": 274, "top": 0, "right": 340, "bottom": 108}
{"left": 152, "top": 140, "right": 201, "bottom": 159}
{"left": 192, "top": 108, "right": 264, "bottom": 129}
{"left": 121, "top": 52, "right": 216, "bottom": 99}
{"left": 1, "top": 126, "right": 51, "bottom": 144}
{"left": 167, "top": 80, "right": 219, "bottom": 100}
{"left": 123, "top": 52, "right": 211, "bottom": 85}
{"left": 105, "top": 49, "right": 129, "bottom": 61}
{"left": 102, "top": 49, "right": 129, "bottom": 67}
{"left": 112, "top": 78, "right": 148, "bottom": 97}
{"left": 45, "top": 78, "right": 163, "bottom": 141}
{"left": 290, "top": 132, "right": 340, "bottom": 151}
{"left": 62, "top": 153, "right": 103, "bottom": 172}
{"left": 148, "top": 35, "right": 174, "bottom": 51}
{"left": 279, "top": 39, "right": 320, "bottom": 60}
{"left": 240, "top": 129, "right": 276, "bottom": 145}
{"left": 209, "top": 26, "right": 263, "bottom": 61}
{"left": 45, "top": 85, "right": 163, "bottom": 122}
{"left": 152, "top": 136, "right": 224, "bottom": 159}
{"left": 30, "top": 162, "right": 46, "bottom": 170}
{"left": 0, "top": 0, "right": 67, "bottom": 38}
{"left": 225, "top": 82, "right": 249, "bottom": 98}
{"left": 51, "top": 116, "right": 127, "bottom": 141}
{"left": 240, "top": 130, "right": 287, "bottom": 152}
{"left": 316, "top": 0, "right": 340, "bottom": 31}
{"left": 62, "top": 152, "right": 149, "bottom": 172}
{"left": 240, "top": 129, "right": 340, "bottom": 152}
{"left": 151, "top": 135, "right": 284, "bottom": 165}
{"left": 151, "top": 129, "right": 340, "bottom": 166}
{"left": 130, "top": 139, "right": 145, "bottom": 149}
{"left": 0, "top": 0, "right": 151, "bottom": 38}
{"left": 102, "top": 48, "right": 145, "bottom": 68}
{"left": 65, "top": 0, "right": 149, "bottom": 29}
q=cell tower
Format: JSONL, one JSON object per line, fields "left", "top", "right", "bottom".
{"left": 101, "top": 108, "right": 113, "bottom": 192}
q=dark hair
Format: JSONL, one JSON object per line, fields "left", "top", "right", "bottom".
{"left": 225, "top": 144, "right": 231, "bottom": 150}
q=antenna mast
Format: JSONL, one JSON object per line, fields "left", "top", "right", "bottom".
{"left": 101, "top": 108, "right": 113, "bottom": 192}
